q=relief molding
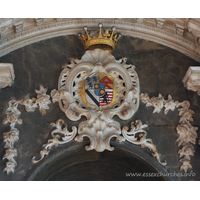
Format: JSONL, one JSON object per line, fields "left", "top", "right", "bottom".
{"left": 140, "top": 93, "right": 198, "bottom": 172}
{"left": 0, "top": 63, "right": 15, "bottom": 89}
{"left": 2, "top": 49, "right": 196, "bottom": 175}
{"left": 32, "top": 49, "right": 166, "bottom": 166}
{"left": 2, "top": 85, "right": 51, "bottom": 174}
{"left": 182, "top": 66, "right": 200, "bottom": 95}
{"left": 0, "top": 18, "right": 200, "bottom": 62}
{"left": 32, "top": 119, "right": 77, "bottom": 163}
{"left": 2, "top": 100, "right": 22, "bottom": 174}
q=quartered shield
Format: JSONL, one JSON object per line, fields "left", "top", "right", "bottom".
{"left": 83, "top": 73, "right": 115, "bottom": 109}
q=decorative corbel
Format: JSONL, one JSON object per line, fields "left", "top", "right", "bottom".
{"left": 14, "top": 23, "right": 24, "bottom": 33}
{"left": 155, "top": 19, "right": 165, "bottom": 29}
{"left": 35, "top": 18, "right": 43, "bottom": 26}
{"left": 182, "top": 66, "right": 200, "bottom": 95}
{"left": 0, "top": 63, "right": 15, "bottom": 89}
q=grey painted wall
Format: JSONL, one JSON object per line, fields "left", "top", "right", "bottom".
{"left": 0, "top": 35, "right": 200, "bottom": 181}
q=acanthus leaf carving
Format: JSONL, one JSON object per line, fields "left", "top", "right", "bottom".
{"left": 32, "top": 49, "right": 167, "bottom": 167}
{"left": 122, "top": 120, "right": 167, "bottom": 166}
{"left": 75, "top": 116, "right": 125, "bottom": 152}
{"left": 32, "top": 119, "right": 77, "bottom": 163}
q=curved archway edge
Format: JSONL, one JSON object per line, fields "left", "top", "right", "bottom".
{"left": 25, "top": 141, "right": 172, "bottom": 181}
{"left": 0, "top": 19, "right": 200, "bottom": 62}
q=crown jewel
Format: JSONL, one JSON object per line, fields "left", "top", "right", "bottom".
{"left": 78, "top": 23, "right": 122, "bottom": 52}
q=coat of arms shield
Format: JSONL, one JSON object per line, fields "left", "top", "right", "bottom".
{"left": 83, "top": 73, "right": 115, "bottom": 109}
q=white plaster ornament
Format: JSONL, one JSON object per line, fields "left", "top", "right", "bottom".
{"left": 0, "top": 63, "right": 15, "bottom": 89}
{"left": 30, "top": 49, "right": 166, "bottom": 166}
{"left": 140, "top": 93, "right": 198, "bottom": 172}
{"left": 2, "top": 86, "right": 51, "bottom": 174}
{"left": 183, "top": 66, "right": 200, "bottom": 95}
{"left": 2, "top": 100, "right": 21, "bottom": 174}
{"left": 2, "top": 50, "right": 168, "bottom": 174}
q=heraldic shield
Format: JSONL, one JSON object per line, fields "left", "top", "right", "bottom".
{"left": 30, "top": 49, "right": 167, "bottom": 166}
{"left": 27, "top": 25, "right": 167, "bottom": 167}
{"left": 49, "top": 49, "right": 143, "bottom": 153}
{"left": 84, "top": 73, "right": 116, "bottom": 109}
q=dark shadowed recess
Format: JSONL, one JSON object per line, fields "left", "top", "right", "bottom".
{"left": 25, "top": 141, "right": 170, "bottom": 181}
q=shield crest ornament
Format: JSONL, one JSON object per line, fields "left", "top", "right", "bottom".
{"left": 84, "top": 73, "right": 115, "bottom": 109}
{"left": 55, "top": 49, "right": 141, "bottom": 152}
{"left": 29, "top": 26, "right": 167, "bottom": 168}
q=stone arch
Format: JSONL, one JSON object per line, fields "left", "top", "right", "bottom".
{"left": 25, "top": 141, "right": 171, "bottom": 181}
{"left": 0, "top": 18, "right": 200, "bottom": 62}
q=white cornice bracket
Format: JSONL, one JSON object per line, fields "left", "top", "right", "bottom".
{"left": 183, "top": 66, "right": 200, "bottom": 95}
{"left": 0, "top": 63, "right": 15, "bottom": 89}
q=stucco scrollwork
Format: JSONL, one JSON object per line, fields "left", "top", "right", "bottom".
{"left": 75, "top": 116, "right": 125, "bottom": 152}
{"left": 52, "top": 49, "right": 140, "bottom": 153}
{"left": 30, "top": 49, "right": 166, "bottom": 166}
{"left": 140, "top": 93, "right": 198, "bottom": 172}
{"left": 2, "top": 50, "right": 168, "bottom": 173}
{"left": 32, "top": 119, "right": 77, "bottom": 163}
{"left": 122, "top": 120, "right": 167, "bottom": 166}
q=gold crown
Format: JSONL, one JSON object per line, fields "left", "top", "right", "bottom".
{"left": 78, "top": 23, "right": 122, "bottom": 52}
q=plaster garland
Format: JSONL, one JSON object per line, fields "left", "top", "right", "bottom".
{"left": 2, "top": 100, "right": 22, "bottom": 174}
{"left": 2, "top": 50, "right": 183, "bottom": 174}
{"left": 20, "top": 85, "right": 51, "bottom": 115}
{"left": 1, "top": 49, "right": 195, "bottom": 175}
{"left": 2, "top": 85, "right": 51, "bottom": 174}
{"left": 140, "top": 93, "right": 198, "bottom": 172}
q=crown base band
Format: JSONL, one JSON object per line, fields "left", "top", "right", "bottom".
{"left": 85, "top": 39, "right": 115, "bottom": 52}
{"left": 87, "top": 44, "right": 114, "bottom": 52}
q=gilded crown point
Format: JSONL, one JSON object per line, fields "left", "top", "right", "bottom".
{"left": 112, "top": 27, "right": 116, "bottom": 31}
{"left": 78, "top": 24, "right": 122, "bottom": 52}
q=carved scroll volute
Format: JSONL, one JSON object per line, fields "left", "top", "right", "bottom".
{"left": 57, "top": 62, "right": 98, "bottom": 122}
{"left": 58, "top": 90, "right": 91, "bottom": 121}
{"left": 105, "top": 62, "right": 140, "bottom": 120}
{"left": 53, "top": 49, "right": 140, "bottom": 153}
{"left": 57, "top": 49, "right": 140, "bottom": 123}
